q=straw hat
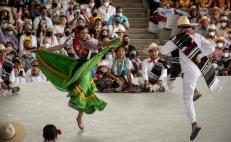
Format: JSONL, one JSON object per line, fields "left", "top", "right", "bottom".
{"left": 177, "top": 16, "right": 191, "bottom": 27}
{"left": 215, "top": 37, "right": 225, "bottom": 43}
{"left": 143, "top": 42, "right": 159, "bottom": 55}
{"left": 208, "top": 24, "right": 217, "bottom": 30}
{"left": 0, "top": 6, "right": 11, "bottom": 13}
{"left": 199, "top": 16, "right": 210, "bottom": 23}
{"left": 0, "top": 122, "right": 26, "bottom": 142}
{"left": 220, "top": 16, "right": 228, "bottom": 21}
{"left": 0, "top": 44, "right": 11, "bottom": 53}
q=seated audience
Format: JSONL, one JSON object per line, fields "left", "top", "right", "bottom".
{"left": 43, "top": 124, "right": 61, "bottom": 142}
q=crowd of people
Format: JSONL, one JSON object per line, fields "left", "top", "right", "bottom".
{"left": 147, "top": 0, "right": 231, "bottom": 76}
{"left": 0, "top": 0, "right": 230, "bottom": 95}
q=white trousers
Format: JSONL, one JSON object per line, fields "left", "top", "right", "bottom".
{"left": 183, "top": 69, "right": 201, "bottom": 123}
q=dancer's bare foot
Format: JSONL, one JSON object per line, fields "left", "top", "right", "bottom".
{"left": 76, "top": 116, "right": 84, "bottom": 130}
{"left": 190, "top": 122, "right": 201, "bottom": 141}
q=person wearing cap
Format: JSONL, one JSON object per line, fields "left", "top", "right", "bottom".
{"left": 108, "top": 6, "right": 129, "bottom": 30}
{"left": 33, "top": 5, "right": 53, "bottom": 30}
{"left": 217, "top": 16, "right": 229, "bottom": 37}
{"left": 195, "top": 16, "right": 210, "bottom": 37}
{"left": 0, "top": 122, "right": 26, "bottom": 142}
{"left": 161, "top": 16, "right": 216, "bottom": 141}
{"left": 0, "top": 44, "right": 20, "bottom": 95}
{"left": 98, "top": 0, "right": 116, "bottom": 22}
{"left": 189, "top": 5, "right": 199, "bottom": 23}
{"left": 0, "top": 24, "right": 18, "bottom": 49}
{"left": 19, "top": 24, "right": 38, "bottom": 54}
{"left": 108, "top": 15, "right": 126, "bottom": 38}
{"left": 138, "top": 42, "right": 168, "bottom": 92}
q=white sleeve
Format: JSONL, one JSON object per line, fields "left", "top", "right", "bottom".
{"left": 199, "top": 34, "right": 215, "bottom": 57}
{"left": 160, "top": 40, "right": 178, "bottom": 56}
{"left": 33, "top": 17, "right": 39, "bottom": 30}
{"left": 127, "top": 59, "right": 133, "bottom": 70}
{"left": 141, "top": 60, "right": 149, "bottom": 81}
{"left": 159, "top": 68, "right": 167, "bottom": 81}
{"left": 9, "top": 69, "right": 15, "bottom": 83}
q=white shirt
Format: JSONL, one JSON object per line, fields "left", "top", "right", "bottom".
{"left": 13, "top": 76, "right": 26, "bottom": 85}
{"left": 161, "top": 33, "right": 215, "bottom": 73}
{"left": 108, "top": 58, "right": 133, "bottom": 76}
{"left": 53, "top": 24, "right": 65, "bottom": 35}
{"left": 141, "top": 58, "right": 167, "bottom": 81}
{"left": 33, "top": 16, "right": 53, "bottom": 30}
{"left": 25, "top": 74, "right": 47, "bottom": 83}
{"left": 98, "top": 5, "right": 116, "bottom": 21}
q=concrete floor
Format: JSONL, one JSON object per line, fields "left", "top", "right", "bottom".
{"left": 0, "top": 77, "right": 231, "bottom": 142}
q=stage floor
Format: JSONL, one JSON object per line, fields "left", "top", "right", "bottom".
{"left": 0, "top": 77, "right": 231, "bottom": 142}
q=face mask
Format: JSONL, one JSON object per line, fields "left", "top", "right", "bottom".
{"left": 76, "top": 9, "right": 81, "bottom": 15}
{"left": 209, "top": 32, "right": 215, "bottom": 37}
{"left": 68, "top": 53, "right": 75, "bottom": 58}
{"left": 92, "top": 13, "right": 97, "bottom": 17}
{"left": 217, "top": 42, "right": 224, "bottom": 48}
{"left": 223, "top": 52, "right": 229, "bottom": 58}
{"left": 25, "top": 46, "right": 31, "bottom": 50}
{"left": 6, "top": 31, "right": 13, "bottom": 36}
{"left": 46, "top": 31, "right": 53, "bottom": 37}
{"left": 117, "top": 12, "right": 122, "bottom": 17}
{"left": 26, "top": 32, "right": 31, "bottom": 36}
{"left": 123, "top": 40, "right": 128, "bottom": 45}
{"left": 65, "top": 31, "right": 70, "bottom": 36}
{"left": 6, "top": 55, "right": 13, "bottom": 61}
{"left": 89, "top": 2, "right": 95, "bottom": 8}
{"left": 44, "top": 43, "right": 50, "bottom": 48}
{"left": 104, "top": 2, "right": 109, "bottom": 7}
{"left": 106, "top": 54, "right": 113, "bottom": 60}
{"left": 213, "top": 63, "right": 218, "bottom": 68}
{"left": 221, "top": 22, "right": 227, "bottom": 28}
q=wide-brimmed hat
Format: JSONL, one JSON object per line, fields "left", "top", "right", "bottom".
{"left": 215, "top": 37, "right": 225, "bottom": 43}
{"left": 199, "top": 16, "right": 210, "bottom": 23}
{"left": 0, "top": 6, "right": 11, "bottom": 13}
{"left": 0, "top": 122, "right": 26, "bottom": 142}
{"left": 208, "top": 24, "right": 217, "bottom": 30}
{"left": 0, "top": 44, "right": 11, "bottom": 53}
{"left": 143, "top": 42, "right": 159, "bottom": 55}
{"left": 177, "top": 16, "right": 191, "bottom": 27}
{"left": 220, "top": 16, "right": 228, "bottom": 21}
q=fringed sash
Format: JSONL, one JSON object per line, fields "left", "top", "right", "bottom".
{"left": 171, "top": 32, "right": 218, "bottom": 92}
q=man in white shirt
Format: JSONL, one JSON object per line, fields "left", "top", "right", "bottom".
{"left": 33, "top": 6, "right": 53, "bottom": 30}
{"left": 25, "top": 62, "right": 46, "bottom": 83}
{"left": 139, "top": 42, "right": 167, "bottom": 92}
{"left": 161, "top": 16, "right": 215, "bottom": 141}
{"left": 98, "top": 0, "right": 116, "bottom": 22}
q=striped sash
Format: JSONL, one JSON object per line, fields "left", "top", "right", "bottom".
{"left": 171, "top": 32, "right": 218, "bottom": 92}
{"left": 148, "top": 59, "right": 166, "bottom": 84}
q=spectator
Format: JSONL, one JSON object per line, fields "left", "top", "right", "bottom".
{"left": 128, "top": 49, "right": 142, "bottom": 77}
{"left": 58, "top": 26, "right": 73, "bottom": 45}
{"left": 65, "top": 0, "right": 76, "bottom": 21}
{"left": 213, "top": 0, "right": 230, "bottom": 12}
{"left": 12, "top": 0, "right": 25, "bottom": 20}
{"left": 218, "top": 48, "right": 231, "bottom": 75}
{"left": 66, "top": 47, "right": 78, "bottom": 59}
{"left": 108, "top": 16, "right": 126, "bottom": 38}
{"left": 53, "top": 15, "right": 68, "bottom": 39}
{"left": 198, "top": 1, "right": 209, "bottom": 16}
{"left": 0, "top": 122, "right": 26, "bottom": 141}
{"left": 13, "top": 65, "right": 26, "bottom": 85}
{"left": 43, "top": 124, "right": 61, "bottom": 142}
{"left": 48, "top": 0, "right": 64, "bottom": 25}
{"left": 0, "top": 44, "right": 20, "bottom": 94}
{"left": 33, "top": 6, "right": 53, "bottom": 30}
{"left": 89, "top": 17, "right": 102, "bottom": 38}
{"left": 208, "top": 37, "right": 226, "bottom": 61}
{"left": 0, "top": 6, "right": 14, "bottom": 24}
{"left": 84, "top": 0, "right": 96, "bottom": 18}
{"left": 209, "top": 7, "right": 221, "bottom": 25}
{"left": 139, "top": 43, "right": 167, "bottom": 92}
{"left": 98, "top": 0, "right": 116, "bottom": 22}
{"left": 146, "top": 0, "right": 160, "bottom": 16}
{"left": 206, "top": 24, "right": 217, "bottom": 46}
{"left": 195, "top": 16, "right": 210, "bottom": 37}
{"left": 40, "top": 28, "right": 59, "bottom": 49}
{"left": 29, "top": 0, "right": 41, "bottom": 19}
{"left": 19, "top": 25, "right": 37, "bottom": 54}
{"left": 216, "top": 16, "right": 229, "bottom": 37}
{"left": 121, "top": 35, "right": 136, "bottom": 58}
{"left": 189, "top": 5, "right": 199, "bottom": 23}
{"left": 0, "top": 24, "right": 18, "bottom": 50}
{"left": 25, "top": 61, "right": 47, "bottom": 82}
{"left": 88, "top": 6, "right": 101, "bottom": 26}
{"left": 225, "top": 29, "right": 231, "bottom": 48}
{"left": 108, "top": 6, "right": 129, "bottom": 30}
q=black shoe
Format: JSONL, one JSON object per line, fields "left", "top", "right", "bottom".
{"left": 190, "top": 127, "right": 201, "bottom": 141}
{"left": 12, "top": 87, "right": 20, "bottom": 93}
{"left": 193, "top": 89, "right": 202, "bottom": 102}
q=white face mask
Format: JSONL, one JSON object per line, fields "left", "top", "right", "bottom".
{"left": 221, "top": 22, "right": 227, "bottom": 28}
{"left": 213, "top": 63, "right": 218, "bottom": 68}
{"left": 223, "top": 52, "right": 229, "bottom": 58}
{"left": 117, "top": 12, "right": 122, "bottom": 17}
{"left": 104, "top": 2, "right": 109, "bottom": 7}
{"left": 217, "top": 42, "right": 224, "bottom": 48}
{"left": 209, "top": 32, "right": 215, "bottom": 37}
{"left": 89, "top": 2, "right": 95, "bottom": 8}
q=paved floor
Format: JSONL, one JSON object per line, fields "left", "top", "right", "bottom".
{"left": 0, "top": 77, "right": 231, "bottom": 142}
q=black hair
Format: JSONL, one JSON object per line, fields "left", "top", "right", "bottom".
{"left": 116, "top": 6, "right": 122, "bottom": 11}
{"left": 43, "top": 124, "right": 57, "bottom": 141}
{"left": 115, "top": 45, "right": 126, "bottom": 53}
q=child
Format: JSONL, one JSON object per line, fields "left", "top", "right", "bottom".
{"left": 43, "top": 124, "right": 61, "bottom": 142}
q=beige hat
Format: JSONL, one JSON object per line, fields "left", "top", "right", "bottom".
{"left": 199, "top": 16, "right": 210, "bottom": 23}
{"left": 143, "top": 42, "right": 159, "bottom": 55}
{"left": 0, "top": 44, "right": 11, "bottom": 53}
{"left": 215, "top": 37, "right": 225, "bottom": 43}
{"left": 177, "top": 16, "right": 191, "bottom": 27}
{"left": 220, "top": 16, "right": 228, "bottom": 21}
{"left": 0, "top": 122, "right": 26, "bottom": 142}
{"left": 208, "top": 24, "right": 217, "bottom": 30}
